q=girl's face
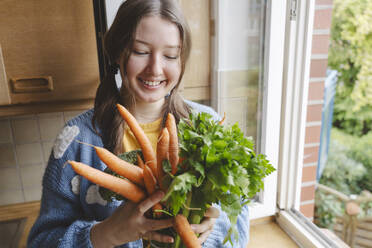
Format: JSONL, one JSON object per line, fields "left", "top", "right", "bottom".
{"left": 123, "top": 15, "right": 182, "bottom": 105}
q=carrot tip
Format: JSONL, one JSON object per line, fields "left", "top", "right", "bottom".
{"left": 218, "top": 112, "right": 226, "bottom": 125}
{"left": 63, "top": 161, "right": 70, "bottom": 168}
{"left": 75, "top": 139, "right": 95, "bottom": 148}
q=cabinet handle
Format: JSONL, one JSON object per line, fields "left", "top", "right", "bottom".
{"left": 10, "top": 76, "right": 53, "bottom": 93}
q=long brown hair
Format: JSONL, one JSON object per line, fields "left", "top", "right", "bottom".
{"left": 93, "top": 0, "right": 192, "bottom": 154}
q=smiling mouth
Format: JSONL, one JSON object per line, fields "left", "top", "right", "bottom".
{"left": 140, "top": 79, "right": 165, "bottom": 87}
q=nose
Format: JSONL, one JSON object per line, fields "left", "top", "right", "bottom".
{"left": 147, "top": 54, "right": 163, "bottom": 76}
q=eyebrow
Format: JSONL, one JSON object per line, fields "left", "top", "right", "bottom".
{"left": 134, "top": 39, "right": 180, "bottom": 49}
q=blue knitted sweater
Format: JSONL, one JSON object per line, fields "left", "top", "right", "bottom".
{"left": 27, "top": 101, "right": 250, "bottom": 248}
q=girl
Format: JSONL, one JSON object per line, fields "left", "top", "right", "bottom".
{"left": 28, "top": 0, "right": 249, "bottom": 247}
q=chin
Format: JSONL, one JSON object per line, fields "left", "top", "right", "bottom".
{"left": 137, "top": 95, "right": 166, "bottom": 104}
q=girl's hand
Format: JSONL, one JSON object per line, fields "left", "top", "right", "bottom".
{"left": 91, "top": 191, "right": 173, "bottom": 248}
{"left": 190, "top": 206, "right": 220, "bottom": 244}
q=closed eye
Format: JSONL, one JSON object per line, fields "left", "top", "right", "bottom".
{"left": 133, "top": 50, "right": 149, "bottom": 55}
{"left": 165, "top": 55, "right": 179, "bottom": 60}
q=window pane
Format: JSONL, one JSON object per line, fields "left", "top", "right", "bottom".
{"left": 219, "top": 0, "right": 266, "bottom": 148}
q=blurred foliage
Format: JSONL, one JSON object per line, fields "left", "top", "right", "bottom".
{"left": 314, "top": 128, "right": 372, "bottom": 228}
{"left": 328, "top": 0, "right": 372, "bottom": 136}
{"left": 330, "top": 129, "right": 372, "bottom": 192}
{"left": 319, "top": 131, "right": 366, "bottom": 195}
{"left": 314, "top": 191, "right": 344, "bottom": 228}
{"left": 345, "top": 132, "right": 372, "bottom": 191}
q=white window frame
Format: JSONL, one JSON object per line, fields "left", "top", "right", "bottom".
{"left": 212, "top": 0, "right": 341, "bottom": 247}
{"left": 276, "top": 0, "right": 315, "bottom": 213}
{"left": 211, "top": 0, "right": 286, "bottom": 220}
{"left": 275, "top": 1, "right": 339, "bottom": 247}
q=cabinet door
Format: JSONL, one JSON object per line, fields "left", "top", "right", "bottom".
{"left": 0, "top": 1, "right": 100, "bottom": 106}
{"left": 179, "top": 0, "right": 211, "bottom": 102}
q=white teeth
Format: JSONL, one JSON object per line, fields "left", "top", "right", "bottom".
{"left": 142, "top": 80, "right": 162, "bottom": 86}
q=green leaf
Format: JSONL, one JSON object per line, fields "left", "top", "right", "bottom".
{"left": 117, "top": 149, "right": 142, "bottom": 164}
{"left": 179, "top": 111, "right": 273, "bottom": 233}
{"left": 162, "top": 159, "right": 172, "bottom": 174}
{"left": 163, "top": 172, "right": 197, "bottom": 202}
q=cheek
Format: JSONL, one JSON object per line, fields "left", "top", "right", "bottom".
{"left": 167, "top": 63, "right": 182, "bottom": 82}
{"left": 126, "top": 57, "right": 143, "bottom": 77}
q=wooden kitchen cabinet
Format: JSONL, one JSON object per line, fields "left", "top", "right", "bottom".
{"left": 0, "top": 0, "right": 211, "bottom": 117}
{"left": 0, "top": 201, "right": 40, "bottom": 248}
{"left": 0, "top": 1, "right": 100, "bottom": 116}
{"left": 178, "top": 0, "right": 211, "bottom": 102}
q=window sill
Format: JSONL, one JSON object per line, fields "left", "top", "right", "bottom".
{"left": 276, "top": 210, "right": 347, "bottom": 248}
{"left": 247, "top": 216, "right": 298, "bottom": 248}
{"left": 248, "top": 212, "right": 349, "bottom": 248}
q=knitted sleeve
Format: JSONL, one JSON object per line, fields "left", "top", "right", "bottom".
{"left": 27, "top": 120, "right": 97, "bottom": 248}
{"left": 202, "top": 204, "right": 250, "bottom": 248}
{"left": 27, "top": 190, "right": 96, "bottom": 248}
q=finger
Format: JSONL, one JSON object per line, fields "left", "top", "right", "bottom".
{"left": 137, "top": 191, "right": 164, "bottom": 215}
{"left": 145, "top": 218, "right": 174, "bottom": 231}
{"left": 142, "top": 231, "right": 174, "bottom": 243}
{"left": 204, "top": 206, "right": 220, "bottom": 218}
{"left": 198, "top": 229, "right": 213, "bottom": 244}
{"left": 190, "top": 217, "right": 214, "bottom": 234}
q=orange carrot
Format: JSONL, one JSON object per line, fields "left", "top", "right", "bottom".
{"left": 165, "top": 113, "right": 179, "bottom": 175}
{"left": 218, "top": 112, "right": 226, "bottom": 125}
{"left": 143, "top": 164, "right": 163, "bottom": 218}
{"left": 178, "top": 157, "right": 187, "bottom": 170}
{"left": 137, "top": 154, "right": 145, "bottom": 169}
{"left": 143, "top": 164, "right": 157, "bottom": 195}
{"left": 157, "top": 128, "right": 169, "bottom": 189}
{"left": 94, "top": 146, "right": 144, "bottom": 187}
{"left": 68, "top": 160, "right": 146, "bottom": 203}
{"left": 116, "top": 104, "right": 157, "bottom": 176}
{"left": 173, "top": 214, "right": 201, "bottom": 248}
{"left": 179, "top": 157, "right": 185, "bottom": 164}
{"left": 152, "top": 202, "right": 163, "bottom": 219}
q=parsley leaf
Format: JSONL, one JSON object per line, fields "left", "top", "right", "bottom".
{"left": 165, "top": 111, "right": 275, "bottom": 244}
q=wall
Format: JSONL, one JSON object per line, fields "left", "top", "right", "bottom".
{"left": 0, "top": 110, "right": 85, "bottom": 206}
{"left": 300, "top": 0, "right": 334, "bottom": 219}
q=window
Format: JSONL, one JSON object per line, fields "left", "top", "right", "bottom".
{"left": 211, "top": 0, "right": 285, "bottom": 220}
{"left": 267, "top": 0, "right": 339, "bottom": 246}
{"left": 213, "top": 0, "right": 341, "bottom": 247}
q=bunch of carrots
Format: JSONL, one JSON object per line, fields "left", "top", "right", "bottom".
{"left": 68, "top": 104, "right": 200, "bottom": 248}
